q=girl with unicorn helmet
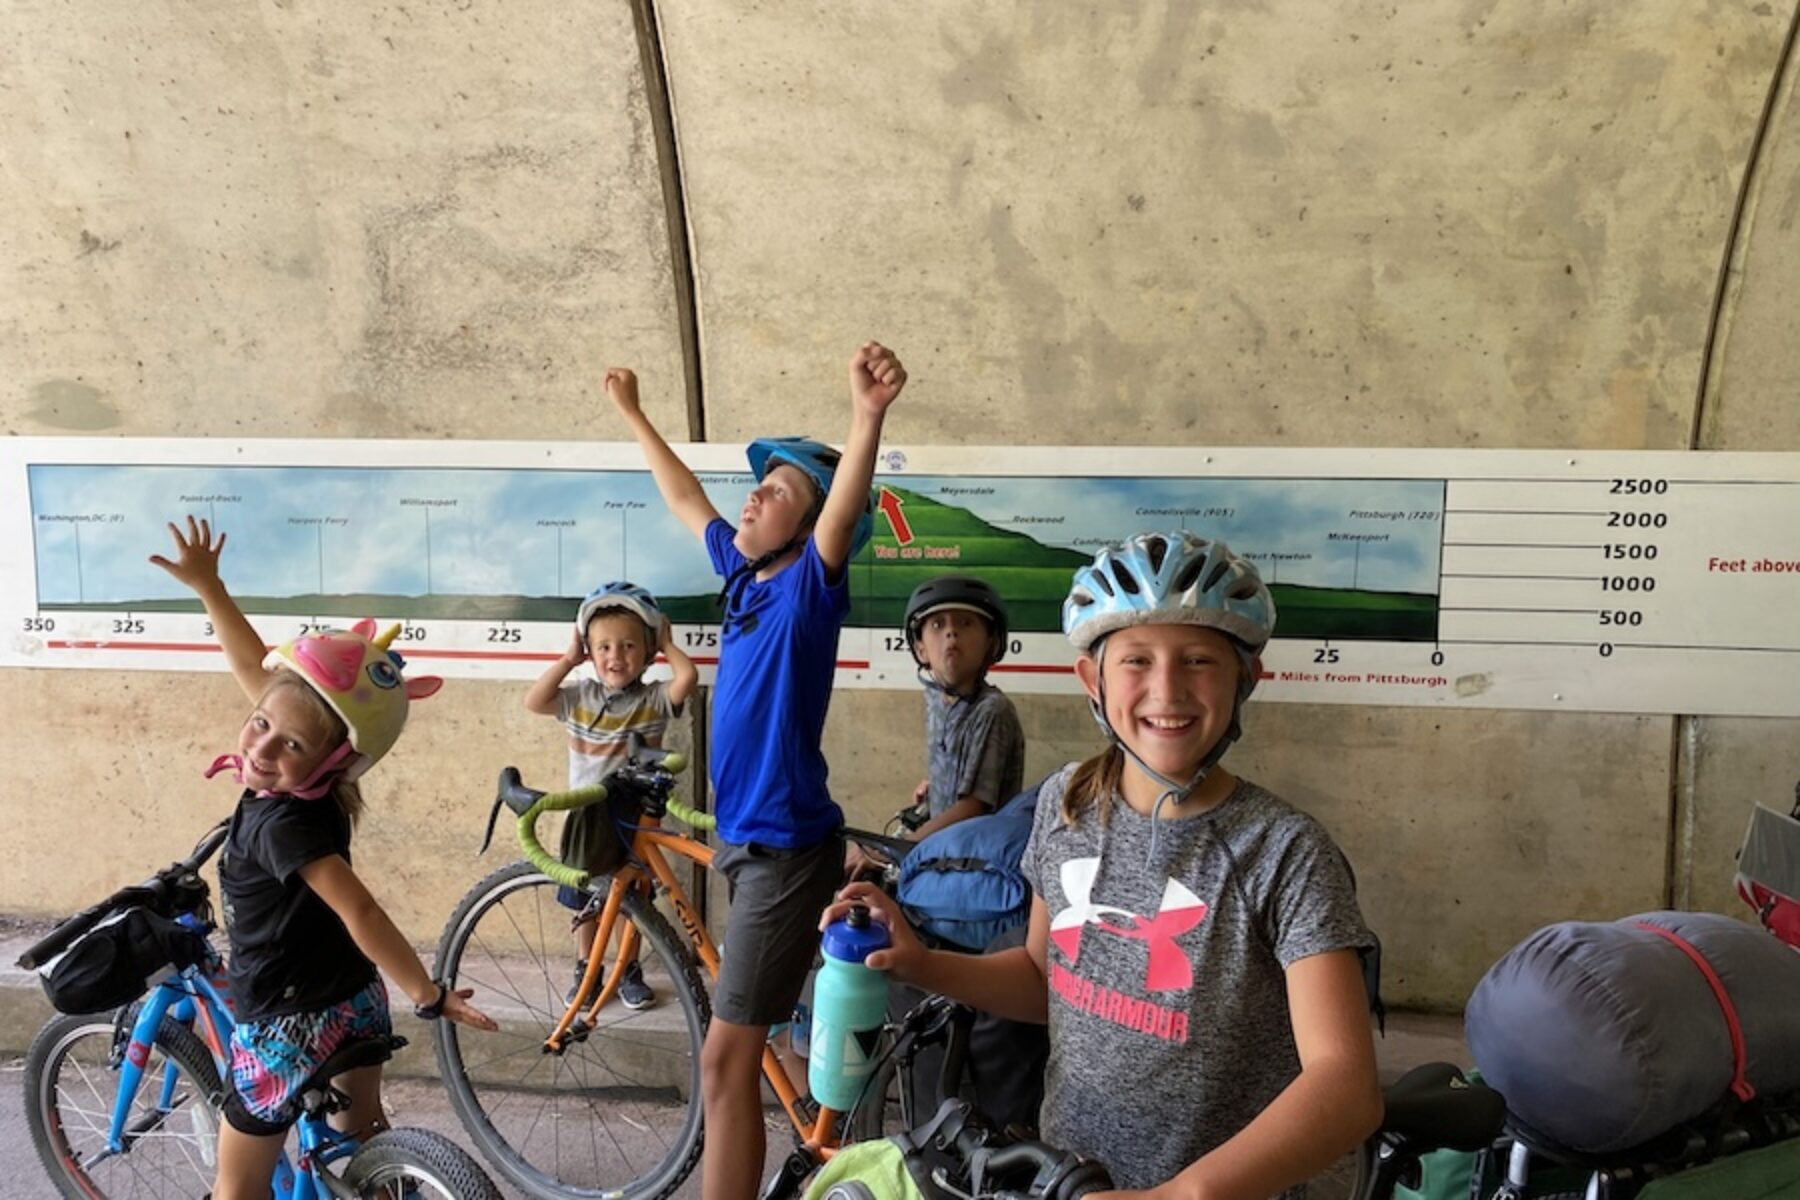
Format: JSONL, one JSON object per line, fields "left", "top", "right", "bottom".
{"left": 151, "top": 515, "right": 496, "bottom": 1200}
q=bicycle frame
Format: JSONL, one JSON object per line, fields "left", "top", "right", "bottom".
{"left": 546, "top": 812, "right": 845, "bottom": 1157}
{"left": 114, "top": 953, "right": 371, "bottom": 1199}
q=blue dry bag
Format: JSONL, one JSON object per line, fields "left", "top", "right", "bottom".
{"left": 897, "top": 781, "right": 1041, "bottom": 952}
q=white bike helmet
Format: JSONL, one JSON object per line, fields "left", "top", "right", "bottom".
{"left": 576, "top": 582, "right": 665, "bottom": 648}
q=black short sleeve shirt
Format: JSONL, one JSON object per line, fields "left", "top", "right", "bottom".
{"left": 218, "top": 791, "right": 375, "bottom": 1020}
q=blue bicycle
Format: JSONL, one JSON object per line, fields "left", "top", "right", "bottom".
{"left": 18, "top": 820, "right": 502, "bottom": 1200}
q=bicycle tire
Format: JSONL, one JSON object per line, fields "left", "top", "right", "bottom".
{"left": 341, "top": 1127, "right": 506, "bottom": 1200}
{"left": 847, "top": 1032, "right": 909, "bottom": 1143}
{"left": 433, "top": 859, "right": 711, "bottom": 1200}
{"left": 25, "top": 1009, "right": 225, "bottom": 1200}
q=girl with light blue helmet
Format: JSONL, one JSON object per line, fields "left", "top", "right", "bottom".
{"left": 826, "top": 531, "right": 1381, "bottom": 1198}
{"left": 1061, "top": 529, "right": 1278, "bottom": 832}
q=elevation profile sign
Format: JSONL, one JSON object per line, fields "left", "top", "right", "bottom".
{"left": 4, "top": 437, "right": 1797, "bottom": 717}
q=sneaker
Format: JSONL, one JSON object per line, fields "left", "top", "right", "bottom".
{"left": 566, "top": 959, "right": 589, "bottom": 1005}
{"left": 618, "top": 960, "right": 656, "bottom": 1011}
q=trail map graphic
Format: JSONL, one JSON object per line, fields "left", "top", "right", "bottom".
{"left": 27, "top": 465, "right": 1443, "bottom": 643}
{"left": 7, "top": 439, "right": 1799, "bottom": 716}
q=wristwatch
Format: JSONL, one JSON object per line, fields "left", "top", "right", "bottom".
{"left": 414, "top": 981, "right": 449, "bottom": 1021}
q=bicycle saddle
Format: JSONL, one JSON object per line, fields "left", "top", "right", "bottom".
{"left": 1380, "top": 1062, "right": 1507, "bottom": 1153}
{"left": 295, "top": 1034, "right": 407, "bottom": 1116}
{"left": 844, "top": 827, "right": 917, "bottom": 865}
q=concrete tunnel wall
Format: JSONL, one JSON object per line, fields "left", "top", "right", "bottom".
{"left": 2, "top": 1, "right": 1797, "bottom": 1010}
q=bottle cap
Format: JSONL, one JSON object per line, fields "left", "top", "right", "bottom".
{"left": 822, "top": 905, "right": 890, "bottom": 963}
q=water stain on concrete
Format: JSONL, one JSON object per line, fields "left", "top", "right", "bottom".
{"left": 1454, "top": 672, "right": 1493, "bottom": 697}
{"left": 28, "top": 380, "right": 121, "bottom": 431}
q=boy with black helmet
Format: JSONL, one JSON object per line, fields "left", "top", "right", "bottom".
{"left": 607, "top": 345, "right": 904, "bottom": 1200}
{"left": 524, "top": 580, "right": 698, "bottom": 1008}
{"left": 901, "top": 574, "right": 1026, "bottom": 841}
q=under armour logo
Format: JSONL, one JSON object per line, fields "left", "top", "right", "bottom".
{"left": 1049, "top": 857, "right": 1208, "bottom": 992}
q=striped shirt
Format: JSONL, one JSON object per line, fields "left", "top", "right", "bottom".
{"left": 557, "top": 677, "right": 680, "bottom": 790}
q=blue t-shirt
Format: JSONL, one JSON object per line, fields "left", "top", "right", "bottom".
{"left": 705, "top": 517, "right": 848, "bottom": 847}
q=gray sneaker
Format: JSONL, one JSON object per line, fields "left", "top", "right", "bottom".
{"left": 618, "top": 960, "right": 656, "bottom": 1011}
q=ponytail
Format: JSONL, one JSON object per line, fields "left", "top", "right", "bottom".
{"left": 1061, "top": 744, "right": 1124, "bottom": 826}
{"left": 331, "top": 777, "right": 365, "bottom": 829}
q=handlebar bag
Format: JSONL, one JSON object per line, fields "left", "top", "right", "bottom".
{"left": 898, "top": 781, "right": 1040, "bottom": 952}
{"left": 1467, "top": 910, "right": 1800, "bottom": 1156}
{"left": 804, "top": 1138, "right": 927, "bottom": 1200}
{"left": 560, "top": 787, "right": 645, "bottom": 878}
{"left": 38, "top": 907, "right": 210, "bottom": 1014}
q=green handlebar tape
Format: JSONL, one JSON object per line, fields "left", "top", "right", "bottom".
{"left": 662, "top": 752, "right": 688, "bottom": 774}
{"left": 517, "top": 784, "right": 608, "bottom": 891}
{"left": 665, "top": 797, "right": 717, "bottom": 832}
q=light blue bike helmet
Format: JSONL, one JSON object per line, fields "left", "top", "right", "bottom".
{"left": 746, "top": 437, "right": 874, "bottom": 557}
{"left": 1063, "top": 531, "right": 1276, "bottom": 656}
{"left": 576, "top": 581, "right": 665, "bottom": 648}
{"left": 1065, "top": 532, "right": 1277, "bottom": 813}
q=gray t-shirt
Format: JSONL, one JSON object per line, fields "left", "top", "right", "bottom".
{"left": 1021, "top": 763, "right": 1372, "bottom": 1195}
{"left": 924, "top": 684, "right": 1026, "bottom": 818}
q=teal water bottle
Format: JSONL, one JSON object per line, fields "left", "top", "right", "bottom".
{"left": 808, "top": 905, "right": 891, "bottom": 1111}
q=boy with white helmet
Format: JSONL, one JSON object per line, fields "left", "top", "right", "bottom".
{"left": 524, "top": 580, "right": 698, "bottom": 1008}
{"left": 608, "top": 345, "right": 904, "bottom": 1200}
{"left": 829, "top": 530, "right": 1381, "bottom": 1199}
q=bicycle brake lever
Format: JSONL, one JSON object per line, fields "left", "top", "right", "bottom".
{"left": 479, "top": 794, "right": 505, "bottom": 856}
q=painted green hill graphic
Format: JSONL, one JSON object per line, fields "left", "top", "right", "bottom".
{"left": 852, "top": 486, "right": 1091, "bottom": 630}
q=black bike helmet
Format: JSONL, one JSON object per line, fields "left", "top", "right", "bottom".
{"left": 903, "top": 575, "right": 1009, "bottom": 667}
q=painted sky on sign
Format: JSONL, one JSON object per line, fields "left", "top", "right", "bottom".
{"left": 29, "top": 465, "right": 1442, "bottom": 604}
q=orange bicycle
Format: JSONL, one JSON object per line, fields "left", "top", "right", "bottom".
{"left": 432, "top": 745, "right": 918, "bottom": 1200}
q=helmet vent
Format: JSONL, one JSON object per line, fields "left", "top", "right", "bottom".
{"left": 1109, "top": 560, "right": 1141, "bottom": 595}
{"left": 1203, "top": 560, "right": 1233, "bottom": 592}
{"left": 1144, "top": 535, "right": 1168, "bottom": 575}
{"left": 1228, "top": 577, "right": 1261, "bottom": 600}
{"left": 1172, "top": 557, "right": 1205, "bottom": 594}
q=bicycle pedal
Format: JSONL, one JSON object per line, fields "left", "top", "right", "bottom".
{"left": 759, "top": 1148, "right": 817, "bottom": 1200}
{"left": 542, "top": 1019, "right": 592, "bottom": 1055}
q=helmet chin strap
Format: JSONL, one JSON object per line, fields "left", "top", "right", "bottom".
{"left": 914, "top": 662, "right": 985, "bottom": 704}
{"left": 1089, "top": 638, "right": 1252, "bottom": 863}
{"left": 716, "top": 514, "right": 816, "bottom": 612}
{"left": 205, "top": 740, "right": 355, "bottom": 801}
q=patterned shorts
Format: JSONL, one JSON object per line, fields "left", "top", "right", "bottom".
{"left": 224, "top": 977, "right": 391, "bottom": 1135}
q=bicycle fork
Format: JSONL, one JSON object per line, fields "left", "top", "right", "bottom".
{"left": 88, "top": 987, "right": 216, "bottom": 1169}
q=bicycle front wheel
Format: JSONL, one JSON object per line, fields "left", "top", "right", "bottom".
{"left": 25, "top": 1009, "right": 224, "bottom": 1200}
{"left": 434, "top": 860, "right": 711, "bottom": 1200}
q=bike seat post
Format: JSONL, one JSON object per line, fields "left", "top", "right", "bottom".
{"left": 1501, "top": 1139, "right": 1534, "bottom": 1196}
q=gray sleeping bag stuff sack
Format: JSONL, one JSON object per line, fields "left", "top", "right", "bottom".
{"left": 1466, "top": 910, "right": 1800, "bottom": 1157}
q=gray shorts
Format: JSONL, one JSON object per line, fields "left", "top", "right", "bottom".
{"left": 712, "top": 831, "right": 845, "bottom": 1027}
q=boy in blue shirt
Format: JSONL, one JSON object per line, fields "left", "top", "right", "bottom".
{"left": 607, "top": 343, "right": 905, "bottom": 1200}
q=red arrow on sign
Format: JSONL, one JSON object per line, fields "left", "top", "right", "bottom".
{"left": 877, "top": 487, "right": 914, "bottom": 546}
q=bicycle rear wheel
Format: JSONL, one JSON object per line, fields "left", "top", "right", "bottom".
{"left": 434, "top": 860, "right": 710, "bottom": 1200}
{"left": 25, "top": 1009, "right": 224, "bottom": 1200}
{"left": 341, "top": 1127, "right": 504, "bottom": 1200}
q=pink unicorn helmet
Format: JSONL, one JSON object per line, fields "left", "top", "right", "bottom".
{"left": 264, "top": 618, "right": 444, "bottom": 782}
